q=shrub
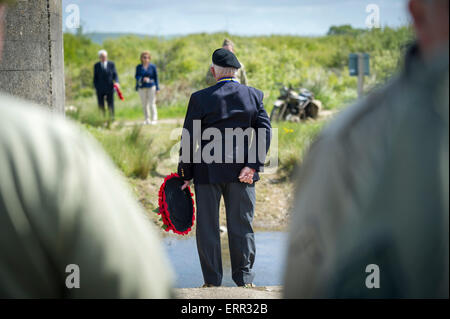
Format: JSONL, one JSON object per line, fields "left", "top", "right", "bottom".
{"left": 65, "top": 26, "right": 414, "bottom": 119}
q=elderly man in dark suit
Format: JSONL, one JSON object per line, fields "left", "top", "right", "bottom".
{"left": 178, "top": 48, "right": 272, "bottom": 288}
{"left": 93, "top": 50, "right": 119, "bottom": 120}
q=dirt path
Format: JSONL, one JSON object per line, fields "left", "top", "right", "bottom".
{"left": 320, "top": 109, "right": 338, "bottom": 119}
{"left": 118, "top": 109, "right": 338, "bottom": 128}
{"left": 119, "top": 118, "right": 184, "bottom": 127}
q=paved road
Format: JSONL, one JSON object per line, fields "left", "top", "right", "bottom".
{"left": 174, "top": 286, "right": 282, "bottom": 299}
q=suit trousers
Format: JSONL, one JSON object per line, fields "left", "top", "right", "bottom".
{"left": 138, "top": 87, "right": 157, "bottom": 122}
{"left": 96, "top": 90, "right": 114, "bottom": 119}
{"left": 194, "top": 182, "right": 256, "bottom": 286}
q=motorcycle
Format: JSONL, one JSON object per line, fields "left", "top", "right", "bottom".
{"left": 270, "top": 86, "right": 321, "bottom": 122}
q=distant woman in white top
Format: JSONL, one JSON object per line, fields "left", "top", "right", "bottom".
{"left": 135, "top": 51, "right": 159, "bottom": 125}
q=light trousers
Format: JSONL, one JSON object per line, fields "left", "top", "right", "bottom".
{"left": 138, "top": 86, "right": 157, "bottom": 121}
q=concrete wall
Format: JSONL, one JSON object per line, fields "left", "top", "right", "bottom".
{"left": 0, "top": 0, "right": 64, "bottom": 113}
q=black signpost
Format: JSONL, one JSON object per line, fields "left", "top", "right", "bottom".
{"left": 349, "top": 53, "right": 370, "bottom": 98}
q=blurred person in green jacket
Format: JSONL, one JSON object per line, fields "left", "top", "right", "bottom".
{"left": 284, "top": 0, "right": 449, "bottom": 298}
{"left": 0, "top": 1, "right": 173, "bottom": 298}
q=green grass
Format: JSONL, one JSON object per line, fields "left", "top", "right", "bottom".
{"left": 85, "top": 123, "right": 179, "bottom": 179}
{"left": 64, "top": 26, "right": 413, "bottom": 179}
{"left": 64, "top": 26, "right": 414, "bottom": 123}
{"left": 115, "top": 103, "right": 187, "bottom": 120}
{"left": 273, "top": 120, "right": 327, "bottom": 177}
{"left": 77, "top": 114, "right": 326, "bottom": 180}
{"left": 67, "top": 95, "right": 188, "bottom": 125}
{"left": 86, "top": 125, "right": 156, "bottom": 179}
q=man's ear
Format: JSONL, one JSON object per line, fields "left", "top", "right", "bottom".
{"left": 409, "top": 0, "right": 430, "bottom": 47}
{"left": 409, "top": 0, "right": 426, "bottom": 30}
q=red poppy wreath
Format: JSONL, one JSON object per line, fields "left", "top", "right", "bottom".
{"left": 157, "top": 173, "right": 195, "bottom": 235}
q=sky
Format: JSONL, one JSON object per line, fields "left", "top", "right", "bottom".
{"left": 62, "top": 0, "right": 411, "bottom": 36}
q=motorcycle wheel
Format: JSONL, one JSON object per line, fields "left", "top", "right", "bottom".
{"left": 305, "top": 102, "right": 320, "bottom": 119}
{"left": 270, "top": 107, "right": 280, "bottom": 122}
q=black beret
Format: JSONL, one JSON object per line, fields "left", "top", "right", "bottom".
{"left": 212, "top": 48, "right": 241, "bottom": 69}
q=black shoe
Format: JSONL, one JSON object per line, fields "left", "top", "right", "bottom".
{"left": 200, "top": 283, "right": 219, "bottom": 288}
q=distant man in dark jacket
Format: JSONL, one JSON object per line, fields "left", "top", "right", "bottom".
{"left": 93, "top": 50, "right": 119, "bottom": 119}
{"left": 178, "top": 48, "right": 272, "bottom": 288}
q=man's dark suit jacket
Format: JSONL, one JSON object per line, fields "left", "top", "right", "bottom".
{"left": 93, "top": 61, "right": 119, "bottom": 93}
{"left": 178, "top": 81, "right": 272, "bottom": 185}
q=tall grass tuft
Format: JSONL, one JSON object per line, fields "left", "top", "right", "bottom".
{"left": 275, "top": 120, "right": 326, "bottom": 179}
{"left": 87, "top": 125, "right": 158, "bottom": 179}
{"left": 125, "top": 126, "right": 157, "bottom": 179}
{"left": 66, "top": 104, "right": 113, "bottom": 128}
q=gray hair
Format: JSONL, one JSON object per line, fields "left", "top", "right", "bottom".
{"left": 98, "top": 49, "right": 108, "bottom": 57}
{"left": 212, "top": 63, "right": 238, "bottom": 78}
